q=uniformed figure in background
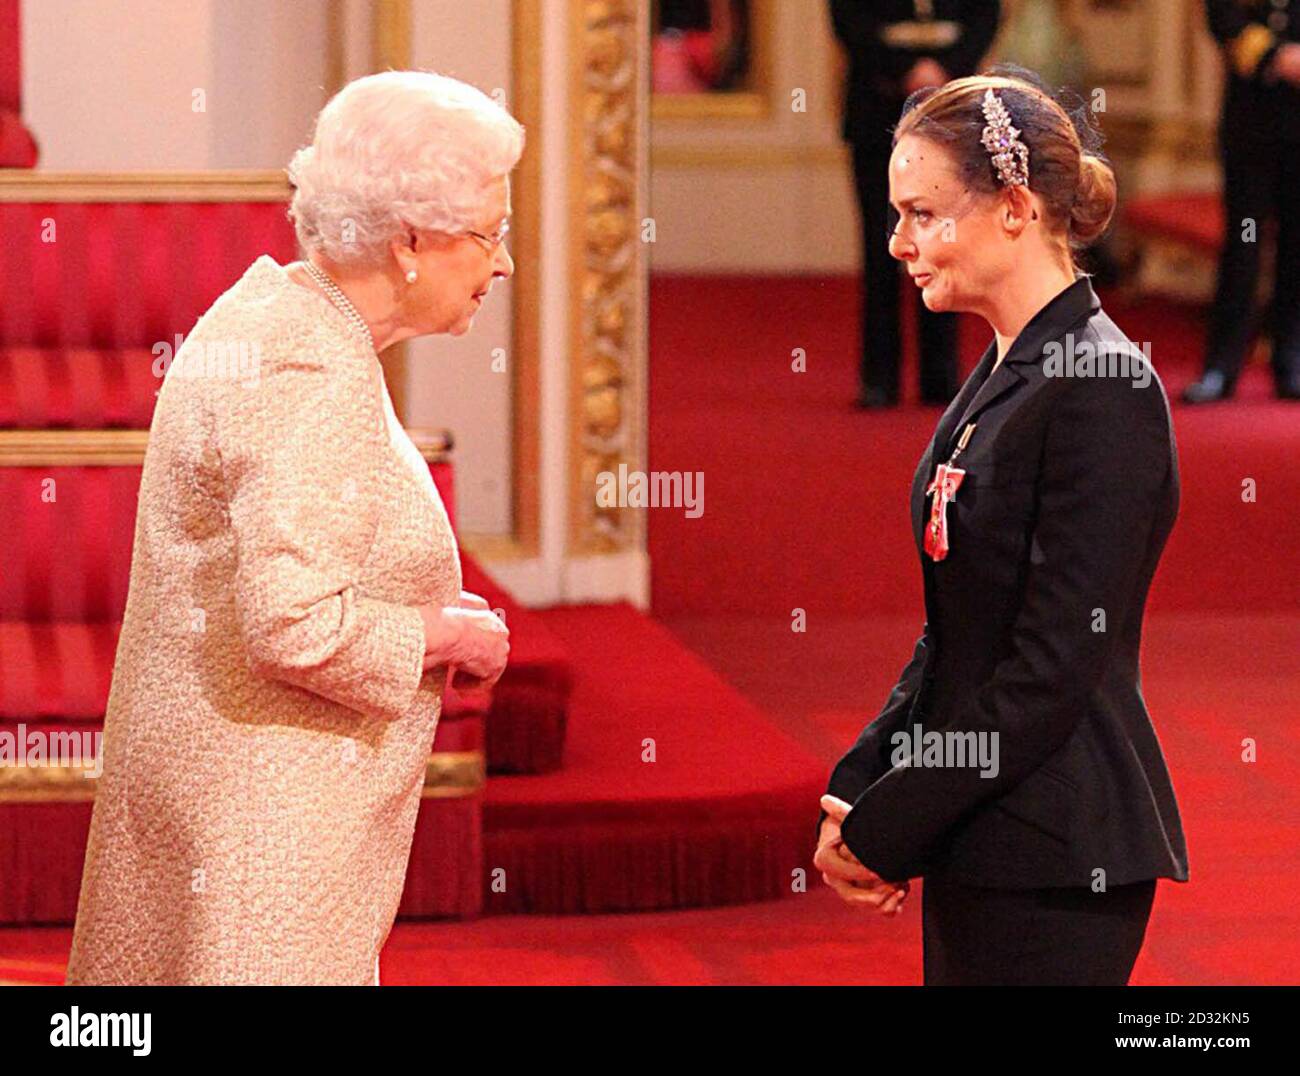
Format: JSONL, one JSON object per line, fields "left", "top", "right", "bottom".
{"left": 830, "top": 1, "right": 1002, "bottom": 408}
{"left": 1186, "top": 0, "right": 1300, "bottom": 402}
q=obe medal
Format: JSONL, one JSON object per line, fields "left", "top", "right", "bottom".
{"left": 924, "top": 422, "right": 976, "bottom": 562}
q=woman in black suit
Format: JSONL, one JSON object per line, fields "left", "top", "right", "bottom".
{"left": 813, "top": 69, "right": 1188, "bottom": 986}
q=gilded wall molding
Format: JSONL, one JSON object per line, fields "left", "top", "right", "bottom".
{"left": 368, "top": 0, "right": 414, "bottom": 424}
{"left": 0, "top": 750, "right": 484, "bottom": 803}
{"left": 568, "top": 0, "right": 645, "bottom": 554}
{"left": 0, "top": 171, "right": 291, "bottom": 202}
{"left": 0, "top": 428, "right": 452, "bottom": 467}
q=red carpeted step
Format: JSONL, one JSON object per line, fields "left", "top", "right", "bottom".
{"left": 397, "top": 694, "right": 488, "bottom": 920}
{"left": 460, "top": 554, "right": 574, "bottom": 774}
{"left": 0, "top": 701, "right": 488, "bottom": 926}
{"left": 6, "top": 611, "right": 1296, "bottom": 981}
{"left": 478, "top": 603, "right": 825, "bottom": 916}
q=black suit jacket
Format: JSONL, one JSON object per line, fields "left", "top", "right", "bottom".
{"left": 1206, "top": 0, "right": 1300, "bottom": 144}
{"left": 829, "top": 0, "right": 1001, "bottom": 146}
{"left": 823, "top": 277, "right": 1189, "bottom": 888}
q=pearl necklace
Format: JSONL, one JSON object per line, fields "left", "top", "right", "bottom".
{"left": 302, "top": 260, "right": 376, "bottom": 353}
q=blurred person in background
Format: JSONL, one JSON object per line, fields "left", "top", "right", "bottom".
{"left": 1185, "top": 0, "right": 1300, "bottom": 402}
{"left": 831, "top": 0, "right": 1002, "bottom": 408}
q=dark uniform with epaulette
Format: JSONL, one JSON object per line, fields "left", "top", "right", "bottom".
{"left": 1186, "top": 0, "right": 1300, "bottom": 401}
{"left": 830, "top": 1, "right": 1001, "bottom": 407}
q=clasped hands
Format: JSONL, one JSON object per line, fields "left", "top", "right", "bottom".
{"left": 419, "top": 590, "right": 510, "bottom": 693}
{"left": 814, "top": 795, "right": 909, "bottom": 916}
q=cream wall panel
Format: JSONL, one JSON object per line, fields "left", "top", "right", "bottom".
{"left": 209, "top": 1, "right": 331, "bottom": 168}
{"left": 23, "top": 0, "right": 329, "bottom": 170}
{"left": 649, "top": 158, "right": 858, "bottom": 273}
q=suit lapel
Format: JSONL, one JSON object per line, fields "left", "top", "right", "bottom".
{"left": 910, "top": 276, "right": 1102, "bottom": 553}
{"left": 912, "top": 343, "right": 997, "bottom": 552}
{"left": 934, "top": 347, "right": 993, "bottom": 458}
{"left": 940, "top": 276, "right": 1103, "bottom": 458}
{"left": 940, "top": 360, "right": 1026, "bottom": 458}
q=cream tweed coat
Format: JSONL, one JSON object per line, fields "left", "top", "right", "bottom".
{"left": 65, "top": 255, "right": 461, "bottom": 985}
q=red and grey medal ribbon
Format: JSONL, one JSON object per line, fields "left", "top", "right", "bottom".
{"left": 924, "top": 423, "right": 975, "bottom": 563}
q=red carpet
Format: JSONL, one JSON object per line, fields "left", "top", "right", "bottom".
{"left": 643, "top": 274, "right": 1300, "bottom": 985}
{"left": 647, "top": 275, "right": 1300, "bottom": 617}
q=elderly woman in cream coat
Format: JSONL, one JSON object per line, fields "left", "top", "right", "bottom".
{"left": 65, "top": 71, "right": 519, "bottom": 986}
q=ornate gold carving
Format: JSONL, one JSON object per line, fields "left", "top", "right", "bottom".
{"left": 503, "top": 0, "right": 544, "bottom": 558}
{"left": 0, "top": 428, "right": 452, "bottom": 466}
{"left": 421, "top": 750, "right": 487, "bottom": 799}
{"left": 570, "top": 0, "right": 644, "bottom": 553}
{"left": 0, "top": 171, "right": 291, "bottom": 203}
{"left": 0, "top": 750, "right": 485, "bottom": 803}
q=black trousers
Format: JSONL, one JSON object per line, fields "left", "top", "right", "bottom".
{"left": 851, "top": 136, "right": 958, "bottom": 403}
{"left": 1204, "top": 131, "right": 1300, "bottom": 389}
{"left": 922, "top": 876, "right": 1157, "bottom": 986}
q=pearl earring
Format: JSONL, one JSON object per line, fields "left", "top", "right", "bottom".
{"left": 405, "top": 269, "right": 418, "bottom": 284}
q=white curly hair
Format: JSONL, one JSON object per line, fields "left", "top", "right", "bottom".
{"left": 287, "top": 70, "right": 525, "bottom": 268}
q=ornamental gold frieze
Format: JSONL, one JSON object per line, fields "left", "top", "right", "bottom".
{"left": 571, "top": 0, "right": 642, "bottom": 553}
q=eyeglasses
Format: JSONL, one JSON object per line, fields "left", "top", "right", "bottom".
{"left": 465, "top": 221, "right": 510, "bottom": 251}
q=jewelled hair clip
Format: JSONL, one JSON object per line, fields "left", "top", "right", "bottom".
{"left": 980, "top": 88, "right": 1030, "bottom": 188}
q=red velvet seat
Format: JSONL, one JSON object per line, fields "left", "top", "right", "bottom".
{"left": 0, "top": 197, "right": 576, "bottom": 777}
{"left": 0, "top": 201, "right": 299, "bottom": 350}
{"left": 0, "top": 466, "right": 137, "bottom": 623}
{"left": 0, "top": 458, "right": 486, "bottom": 922}
{"left": 0, "top": 621, "right": 119, "bottom": 722}
{"left": 0, "top": 347, "right": 160, "bottom": 428}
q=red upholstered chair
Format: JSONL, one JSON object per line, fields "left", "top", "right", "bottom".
{"left": 0, "top": 186, "right": 488, "bottom": 922}
{"left": 0, "top": 440, "right": 485, "bottom": 923}
{"left": 0, "top": 190, "right": 574, "bottom": 766}
{"left": 0, "top": 0, "right": 39, "bottom": 170}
